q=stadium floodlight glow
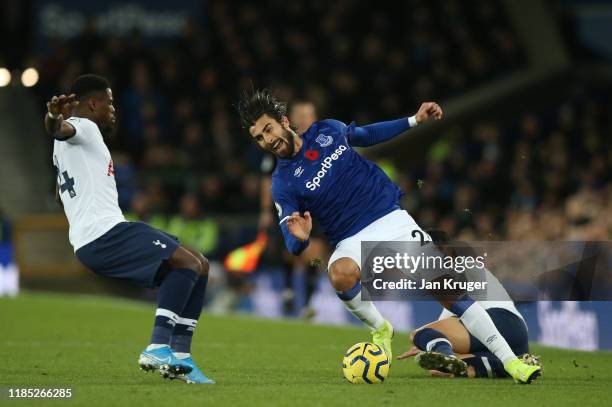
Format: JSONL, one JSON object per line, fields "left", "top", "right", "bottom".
{"left": 0, "top": 67, "right": 11, "bottom": 87}
{"left": 21, "top": 68, "right": 39, "bottom": 87}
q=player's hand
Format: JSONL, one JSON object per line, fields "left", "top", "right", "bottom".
{"left": 287, "top": 211, "right": 312, "bottom": 242}
{"left": 396, "top": 346, "right": 420, "bottom": 360}
{"left": 47, "top": 94, "right": 79, "bottom": 117}
{"left": 414, "top": 102, "right": 443, "bottom": 124}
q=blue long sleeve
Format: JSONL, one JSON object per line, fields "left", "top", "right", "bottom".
{"left": 347, "top": 117, "right": 411, "bottom": 147}
{"left": 280, "top": 221, "right": 310, "bottom": 255}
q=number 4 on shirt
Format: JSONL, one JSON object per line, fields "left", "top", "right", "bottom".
{"left": 58, "top": 169, "right": 76, "bottom": 198}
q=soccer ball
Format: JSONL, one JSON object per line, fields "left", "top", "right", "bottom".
{"left": 342, "top": 342, "right": 389, "bottom": 384}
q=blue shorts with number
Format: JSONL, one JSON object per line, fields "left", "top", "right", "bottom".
{"left": 76, "top": 221, "right": 180, "bottom": 288}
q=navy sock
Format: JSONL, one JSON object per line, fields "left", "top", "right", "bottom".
{"left": 171, "top": 273, "right": 208, "bottom": 353}
{"left": 463, "top": 352, "right": 508, "bottom": 378}
{"left": 150, "top": 268, "right": 198, "bottom": 345}
{"left": 413, "top": 328, "right": 454, "bottom": 356}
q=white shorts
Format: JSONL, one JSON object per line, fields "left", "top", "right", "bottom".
{"left": 328, "top": 209, "right": 431, "bottom": 270}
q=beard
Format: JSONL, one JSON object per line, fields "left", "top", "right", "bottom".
{"left": 275, "top": 128, "right": 296, "bottom": 158}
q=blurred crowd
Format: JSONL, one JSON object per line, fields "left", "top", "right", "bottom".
{"left": 402, "top": 83, "right": 612, "bottom": 242}
{"left": 30, "top": 0, "right": 610, "bottom": 267}
{"left": 35, "top": 1, "right": 522, "bottom": 214}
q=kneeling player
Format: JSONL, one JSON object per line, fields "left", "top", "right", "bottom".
{"left": 398, "top": 301, "right": 540, "bottom": 380}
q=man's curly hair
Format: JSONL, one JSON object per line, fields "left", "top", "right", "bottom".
{"left": 237, "top": 88, "right": 287, "bottom": 129}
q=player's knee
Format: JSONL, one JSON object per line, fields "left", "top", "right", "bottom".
{"left": 191, "top": 251, "right": 209, "bottom": 277}
{"left": 199, "top": 255, "right": 210, "bottom": 277}
{"left": 186, "top": 256, "right": 203, "bottom": 274}
{"left": 171, "top": 249, "right": 202, "bottom": 274}
{"left": 328, "top": 259, "right": 360, "bottom": 291}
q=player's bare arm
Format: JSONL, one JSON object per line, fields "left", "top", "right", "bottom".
{"left": 287, "top": 211, "right": 312, "bottom": 242}
{"left": 45, "top": 94, "right": 78, "bottom": 139}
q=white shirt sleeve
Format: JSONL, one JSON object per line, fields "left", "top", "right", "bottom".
{"left": 63, "top": 117, "right": 99, "bottom": 145}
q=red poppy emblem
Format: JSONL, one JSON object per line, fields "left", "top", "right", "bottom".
{"left": 305, "top": 150, "right": 319, "bottom": 160}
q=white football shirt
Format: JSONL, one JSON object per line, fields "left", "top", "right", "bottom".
{"left": 52, "top": 117, "right": 125, "bottom": 251}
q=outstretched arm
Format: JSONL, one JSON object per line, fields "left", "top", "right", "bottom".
{"left": 348, "top": 102, "right": 443, "bottom": 147}
{"left": 44, "top": 94, "right": 78, "bottom": 140}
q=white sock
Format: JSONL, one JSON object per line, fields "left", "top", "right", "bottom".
{"left": 460, "top": 303, "right": 517, "bottom": 364}
{"left": 173, "top": 352, "right": 191, "bottom": 359}
{"left": 146, "top": 344, "right": 168, "bottom": 351}
{"left": 342, "top": 294, "right": 385, "bottom": 330}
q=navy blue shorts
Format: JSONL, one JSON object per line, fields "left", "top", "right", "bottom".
{"left": 468, "top": 308, "right": 529, "bottom": 355}
{"left": 76, "top": 221, "right": 180, "bottom": 288}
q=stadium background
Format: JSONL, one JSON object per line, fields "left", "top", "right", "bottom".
{"left": 0, "top": 0, "right": 611, "bottom": 350}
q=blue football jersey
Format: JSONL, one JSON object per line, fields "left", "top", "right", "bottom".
{"left": 271, "top": 119, "right": 402, "bottom": 246}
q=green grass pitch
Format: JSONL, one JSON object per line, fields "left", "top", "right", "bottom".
{"left": 1, "top": 293, "right": 611, "bottom": 406}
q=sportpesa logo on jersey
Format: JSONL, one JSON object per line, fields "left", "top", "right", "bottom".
{"left": 305, "top": 144, "right": 347, "bottom": 191}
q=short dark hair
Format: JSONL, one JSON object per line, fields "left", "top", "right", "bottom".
{"left": 237, "top": 88, "right": 287, "bottom": 129}
{"left": 70, "top": 74, "right": 110, "bottom": 101}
